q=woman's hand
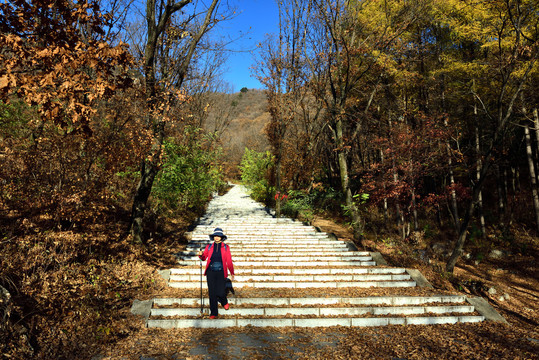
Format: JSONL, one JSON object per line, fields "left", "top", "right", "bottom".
{"left": 197, "top": 250, "right": 203, "bottom": 256}
{"left": 230, "top": 275, "right": 235, "bottom": 281}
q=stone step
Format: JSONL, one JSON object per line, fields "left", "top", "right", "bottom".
{"left": 192, "top": 225, "right": 319, "bottom": 230}
{"left": 178, "top": 255, "right": 373, "bottom": 261}
{"left": 131, "top": 184, "right": 497, "bottom": 329}
{"left": 185, "top": 243, "right": 351, "bottom": 249}
{"left": 147, "top": 315, "right": 485, "bottom": 329}
{"left": 189, "top": 235, "right": 332, "bottom": 241}
{"left": 169, "top": 274, "right": 411, "bottom": 282}
{"left": 192, "top": 227, "right": 320, "bottom": 232}
{"left": 186, "top": 239, "right": 344, "bottom": 246}
{"left": 185, "top": 246, "right": 352, "bottom": 252}
{"left": 181, "top": 251, "right": 365, "bottom": 257}
{"left": 168, "top": 280, "right": 417, "bottom": 289}
{"left": 169, "top": 267, "right": 405, "bottom": 275}
{"left": 153, "top": 295, "right": 467, "bottom": 306}
{"left": 151, "top": 305, "right": 475, "bottom": 317}
{"left": 191, "top": 232, "right": 324, "bottom": 237}
{"left": 193, "top": 221, "right": 310, "bottom": 226}
{"left": 177, "top": 260, "right": 378, "bottom": 267}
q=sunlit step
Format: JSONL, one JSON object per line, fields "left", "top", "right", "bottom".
{"left": 178, "top": 255, "right": 373, "bottom": 261}
{"left": 147, "top": 315, "right": 485, "bottom": 328}
{"left": 168, "top": 280, "right": 417, "bottom": 289}
{"left": 153, "top": 295, "right": 467, "bottom": 306}
{"left": 169, "top": 274, "right": 411, "bottom": 282}
{"left": 185, "top": 244, "right": 352, "bottom": 251}
{"left": 169, "top": 267, "right": 406, "bottom": 275}
{"left": 151, "top": 305, "right": 475, "bottom": 317}
{"left": 177, "top": 260, "right": 377, "bottom": 267}
{"left": 181, "top": 250, "right": 366, "bottom": 256}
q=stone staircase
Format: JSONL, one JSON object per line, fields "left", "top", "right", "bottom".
{"left": 131, "top": 184, "right": 504, "bottom": 328}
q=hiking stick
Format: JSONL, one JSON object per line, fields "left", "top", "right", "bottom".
{"left": 200, "top": 247, "right": 204, "bottom": 315}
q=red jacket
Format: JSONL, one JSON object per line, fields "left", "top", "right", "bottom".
{"left": 198, "top": 242, "right": 234, "bottom": 278}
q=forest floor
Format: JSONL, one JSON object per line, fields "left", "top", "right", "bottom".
{"left": 1, "top": 208, "right": 538, "bottom": 360}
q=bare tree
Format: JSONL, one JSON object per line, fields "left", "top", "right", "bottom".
{"left": 130, "top": 0, "right": 222, "bottom": 243}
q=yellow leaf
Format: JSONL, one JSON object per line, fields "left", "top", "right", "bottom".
{"left": 0, "top": 75, "right": 8, "bottom": 89}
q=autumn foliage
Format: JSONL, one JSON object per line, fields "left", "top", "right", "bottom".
{"left": 0, "top": 0, "right": 133, "bottom": 131}
{"left": 0, "top": 0, "right": 538, "bottom": 358}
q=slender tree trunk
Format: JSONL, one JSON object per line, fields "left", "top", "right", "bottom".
{"left": 445, "top": 119, "right": 460, "bottom": 231}
{"left": 524, "top": 123, "right": 539, "bottom": 232}
{"left": 335, "top": 115, "right": 363, "bottom": 240}
{"left": 534, "top": 108, "right": 539, "bottom": 184}
{"left": 275, "top": 145, "right": 282, "bottom": 217}
{"left": 475, "top": 125, "right": 486, "bottom": 235}
{"left": 380, "top": 149, "right": 389, "bottom": 220}
{"left": 393, "top": 171, "right": 401, "bottom": 228}
{"left": 411, "top": 185, "right": 418, "bottom": 231}
{"left": 446, "top": 159, "right": 490, "bottom": 272}
{"left": 388, "top": 114, "right": 401, "bottom": 230}
{"left": 496, "top": 165, "right": 505, "bottom": 223}
{"left": 473, "top": 80, "right": 485, "bottom": 234}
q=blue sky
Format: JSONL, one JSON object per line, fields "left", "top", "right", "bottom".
{"left": 217, "top": 0, "right": 279, "bottom": 92}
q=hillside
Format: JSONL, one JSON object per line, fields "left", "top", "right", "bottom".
{"left": 204, "top": 89, "right": 271, "bottom": 179}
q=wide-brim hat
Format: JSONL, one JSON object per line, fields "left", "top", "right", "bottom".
{"left": 209, "top": 227, "right": 227, "bottom": 240}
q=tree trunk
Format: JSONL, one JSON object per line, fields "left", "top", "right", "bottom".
{"left": 534, "top": 108, "right": 539, "bottom": 184}
{"left": 393, "top": 170, "right": 401, "bottom": 229}
{"left": 445, "top": 116, "right": 460, "bottom": 232}
{"left": 496, "top": 165, "right": 505, "bottom": 222}
{"left": 524, "top": 123, "right": 539, "bottom": 232}
{"left": 335, "top": 116, "right": 363, "bottom": 240}
{"left": 475, "top": 125, "right": 486, "bottom": 235}
{"left": 411, "top": 186, "right": 418, "bottom": 231}
{"left": 130, "top": 145, "right": 162, "bottom": 243}
{"left": 446, "top": 162, "right": 489, "bottom": 272}
{"left": 275, "top": 146, "right": 282, "bottom": 217}
{"left": 380, "top": 149, "right": 389, "bottom": 220}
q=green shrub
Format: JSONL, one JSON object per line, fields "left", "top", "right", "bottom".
{"left": 281, "top": 190, "right": 312, "bottom": 218}
{"left": 153, "top": 127, "right": 225, "bottom": 213}
{"left": 239, "top": 148, "right": 274, "bottom": 204}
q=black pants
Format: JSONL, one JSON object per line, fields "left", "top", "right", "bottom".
{"left": 206, "top": 269, "right": 228, "bottom": 316}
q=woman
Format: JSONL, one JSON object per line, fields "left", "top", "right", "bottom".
{"left": 197, "top": 227, "right": 235, "bottom": 319}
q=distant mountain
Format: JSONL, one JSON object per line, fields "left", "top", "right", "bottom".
{"left": 204, "top": 89, "right": 270, "bottom": 178}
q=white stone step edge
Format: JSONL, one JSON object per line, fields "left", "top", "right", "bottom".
{"left": 192, "top": 224, "right": 325, "bottom": 227}
{"left": 193, "top": 236, "right": 337, "bottom": 240}
{"left": 187, "top": 238, "right": 344, "bottom": 242}
{"left": 151, "top": 305, "right": 475, "bottom": 317}
{"left": 190, "top": 229, "right": 328, "bottom": 232}
{"left": 185, "top": 245, "right": 352, "bottom": 250}
{"left": 184, "top": 249, "right": 352, "bottom": 254}
{"left": 187, "top": 239, "right": 337, "bottom": 243}
{"left": 153, "top": 295, "right": 467, "bottom": 306}
{"left": 177, "top": 261, "right": 378, "bottom": 267}
{"left": 192, "top": 222, "right": 313, "bottom": 226}
{"left": 186, "top": 241, "right": 347, "bottom": 245}
{"left": 168, "top": 280, "right": 417, "bottom": 289}
{"left": 178, "top": 246, "right": 362, "bottom": 257}
{"left": 146, "top": 315, "right": 485, "bottom": 328}
{"left": 168, "top": 274, "right": 412, "bottom": 282}
{"left": 169, "top": 267, "right": 406, "bottom": 275}
{"left": 190, "top": 233, "right": 328, "bottom": 237}
{"left": 178, "top": 256, "right": 373, "bottom": 261}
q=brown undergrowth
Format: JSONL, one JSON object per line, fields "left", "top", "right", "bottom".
{"left": 1, "top": 209, "right": 538, "bottom": 359}
{"left": 0, "top": 206, "right": 196, "bottom": 360}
